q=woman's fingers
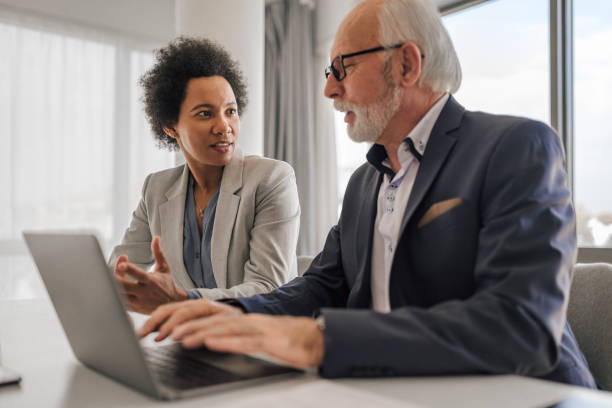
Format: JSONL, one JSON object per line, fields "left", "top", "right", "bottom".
{"left": 151, "top": 236, "right": 170, "bottom": 273}
{"left": 114, "top": 255, "right": 129, "bottom": 276}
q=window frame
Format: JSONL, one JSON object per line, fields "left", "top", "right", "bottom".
{"left": 443, "top": 0, "right": 609, "bottom": 259}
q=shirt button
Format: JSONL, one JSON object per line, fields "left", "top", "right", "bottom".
{"left": 386, "top": 207, "right": 393, "bottom": 213}
{"left": 195, "top": 253, "right": 200, "bottom": 259}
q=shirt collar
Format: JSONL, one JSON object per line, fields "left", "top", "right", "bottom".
{"left": 366, "top": 93, "right": 450, "bottom": 176}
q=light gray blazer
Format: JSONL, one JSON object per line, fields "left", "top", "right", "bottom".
{"left": 109, "top": 147, "right": 300, "bottom": 300}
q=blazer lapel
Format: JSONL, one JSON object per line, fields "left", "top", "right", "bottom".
{"left": 159, "top": 165, "right": 193, "bottom": 289}
{"left": 399, "top": 96, "right": 465, "bottom": 235}
{"left": 210, "top": 147, "right": 244, "bottom": 289}
{"left": 347, "top": 168, "right": 383, "bottom": 308}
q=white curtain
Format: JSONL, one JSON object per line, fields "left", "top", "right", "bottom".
{"left": 264, "top": 0, "right": 338, "bottom": 255}
{"left": 0, "top": 20, "right": 116, "bottom": 240}
{"left": 0, "top": 6, "right": 172, "bottom": 298}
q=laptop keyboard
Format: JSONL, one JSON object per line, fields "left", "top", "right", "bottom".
{"left": 143, "top": 345, "right": 246, "bottom": 390}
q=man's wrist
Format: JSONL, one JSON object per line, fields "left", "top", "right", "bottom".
{"left": 218, "top": 298, "right": 248, "bottom": 313}
{"left": 309, "top": 316, "right": 325, "bottom": 367}
{"left": 186, "top": 289, "right": 202, "bottom": 300}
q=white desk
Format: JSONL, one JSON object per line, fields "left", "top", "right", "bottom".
{"left": 1, "top": 298, "right": 611, "bottom": 408}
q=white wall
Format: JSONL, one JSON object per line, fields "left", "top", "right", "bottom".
{"left": 175, "top": 0, "right": 265, "bottom": 156}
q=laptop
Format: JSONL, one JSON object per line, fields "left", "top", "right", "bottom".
{"left": 23, "top": 231, "right": 299, "bottom": 400}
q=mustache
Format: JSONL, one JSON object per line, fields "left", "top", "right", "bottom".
{"left": 333, "top": 100, "right": 357, "bottom": 113}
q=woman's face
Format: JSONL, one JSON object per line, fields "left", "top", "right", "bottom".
{"left": 167, "top": 75, "right": 240, "bottom": 168}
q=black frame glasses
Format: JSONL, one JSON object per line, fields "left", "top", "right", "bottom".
{"left": 324, "top": 43, "right": 404, "bottom": 82}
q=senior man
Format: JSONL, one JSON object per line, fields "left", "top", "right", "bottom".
{"left": 138, "top": 0, "right": 596, "bottom": 387}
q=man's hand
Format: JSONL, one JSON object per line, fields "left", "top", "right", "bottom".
{"left": 114, "top": 236, "right": 188, "bottom": 315}
{"left": 138, "top": 298, "right": 243, "bottom": 341}
{"left": 170, "top": 314, "right": 324, "bottom": 369}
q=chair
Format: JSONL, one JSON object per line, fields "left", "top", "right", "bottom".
{"left": 297, "top": 255, "right": 314, "bottom": 276}
{"left": 567, "top": 263, "right": 612, "bottom": 390}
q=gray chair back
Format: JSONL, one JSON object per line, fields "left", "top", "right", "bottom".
{"left": 567, "top": 263, "right": 612, "bottom": 390}
{"left": 297, "top": 255, "right": 314, "bottom": 277}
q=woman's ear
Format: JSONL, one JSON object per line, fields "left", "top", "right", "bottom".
{"left": 162, "top": 125, "right": 178, "bottom": 140}
{"left": 398, "top": 42, "right": 423, "bottom": 88}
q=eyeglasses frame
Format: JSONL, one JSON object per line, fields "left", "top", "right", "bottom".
{"left": 324, "top": 42, "right": 425, "bottom": 82}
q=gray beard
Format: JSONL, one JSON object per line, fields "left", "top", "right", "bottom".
{"left": 334, "top": 85, "right": 402, "bottom": 144}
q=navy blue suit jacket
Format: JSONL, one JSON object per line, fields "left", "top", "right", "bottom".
{"left": 237, "top": 96, "right": 596, "bottom": 387}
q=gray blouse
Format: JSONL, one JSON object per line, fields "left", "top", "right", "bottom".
{"left": 183, "top": 172, "right": 219, "bottom": 298}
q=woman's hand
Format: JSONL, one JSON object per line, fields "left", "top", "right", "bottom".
{"left": 114, "top": 236, "right": 188, "bottom": 315}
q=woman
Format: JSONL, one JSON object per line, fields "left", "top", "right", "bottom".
{"left": 110, "top": 37, "right": 300, "bottom": 314}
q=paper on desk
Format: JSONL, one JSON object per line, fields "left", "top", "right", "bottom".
{"left": 213, "top": 379, "right": 423, "bottom": 408}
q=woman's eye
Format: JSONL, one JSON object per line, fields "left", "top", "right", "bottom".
{"left": 196, "top": 111, "right": 212, "bottom": 118}
{"left": 227, "top": 108, "right": 237, "bottom": 115}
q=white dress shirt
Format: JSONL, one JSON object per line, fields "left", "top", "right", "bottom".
{"left": 371, "top": 93, "right": 449, "bottom": 313}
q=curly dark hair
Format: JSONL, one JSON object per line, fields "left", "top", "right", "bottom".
{"left": 140, "top": 37, "right": 248, "bottom": 151}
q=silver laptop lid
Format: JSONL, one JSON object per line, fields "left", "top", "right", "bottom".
{"left": 23, "top": 231, "right": 161, "bottom": 398}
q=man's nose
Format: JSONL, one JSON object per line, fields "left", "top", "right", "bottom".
{"left": 324, "top": 73, "right": 342, "bottom": 100}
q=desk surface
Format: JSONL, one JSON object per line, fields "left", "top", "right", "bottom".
{"left": 1, "top": 298, "right": 611, "bottom": 408}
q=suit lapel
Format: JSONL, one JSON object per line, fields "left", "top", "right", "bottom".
{"left": 347, "top": 168, "right": 383, "bottom": 308}
{"left": 159, "top": 165, "right": 193, "bottom": 289}
{"left": 210, "top": 147, "right": 244, "bottom": 289}
{"left": 399, "top": 96, "right": 465, "bottom": 235}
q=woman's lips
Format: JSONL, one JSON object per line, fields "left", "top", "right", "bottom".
{"left": 211, "top": 141, "right": 233, "bottom": 153}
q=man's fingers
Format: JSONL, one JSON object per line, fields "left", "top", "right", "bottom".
{"left": 200, "top": 330, "right": 309, "bottom": 369}
{"left": 190, "top": 333, "right": 258, "bottom": 351}
{"left": 171, "top": 315, "right": 254, "bottom": 342}
{"left": 142, "top": 300, "right": 197, "bottom": 340}
{"left": 174, "top": 317, "right": 263, "bottom": 350}
{"left": 139, "top": 302, "right": 182, "bottom": 338}
{"left": 151, "top": 236, "right": 170, "bottom": 273}
{"left": 157, "top": 302, "right": 214, "bottom": 340}
{"left": 141, "top": 299, "right": 240, "bottom": 340}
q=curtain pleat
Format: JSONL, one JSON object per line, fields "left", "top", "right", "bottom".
{"left": 264, "top": 0, "right": 337, "bottom": 255}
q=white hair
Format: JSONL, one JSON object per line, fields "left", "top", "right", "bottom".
{"left": 378, "top": 0, "right": 462, "bottom": 93}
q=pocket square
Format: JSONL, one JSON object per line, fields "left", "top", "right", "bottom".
{"left": 417, "top": 197, "right": 462, "bottom": 228}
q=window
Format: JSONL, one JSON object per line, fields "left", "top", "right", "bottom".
{"left": 443, "top": 0, "right": 550, "bottom": 124}
{"left": 574, "top": 0, "right": 612, "bottom": 247}
{"left": 0, "top": 12, "right": 173, "bottom": 299}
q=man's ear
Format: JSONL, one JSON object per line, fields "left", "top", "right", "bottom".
{"left": 398, "top": 42, "right": 423, "bottom": 87}
{"left": 162, "top": 125, "right": 178, "bottom": 140}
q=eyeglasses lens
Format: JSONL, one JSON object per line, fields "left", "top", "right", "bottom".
{"left": 331, "top": 57, "right": 344, "bottom": 81}
{"left": 325, "top": 56, "right": 345, "bottom": 81}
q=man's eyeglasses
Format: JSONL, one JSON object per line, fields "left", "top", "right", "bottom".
{"left": 324, "top": 43, "right": 424, "bottom": 82}
{"left": 324, "top": 43, "right": 403, "bottom": 82}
